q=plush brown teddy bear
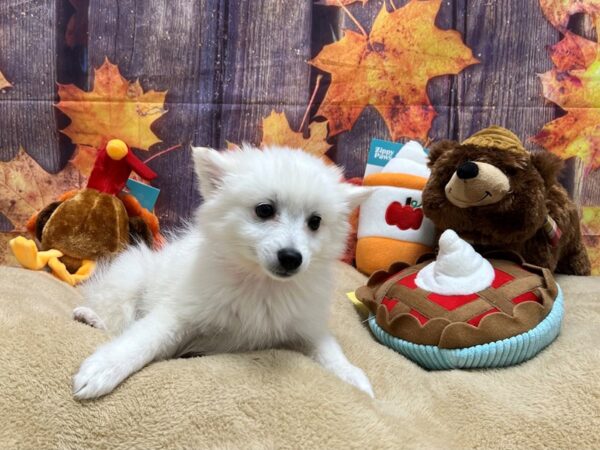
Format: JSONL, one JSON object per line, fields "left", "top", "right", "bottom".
{"left": 422, "top": 126, "right": 590, "bottom": 275}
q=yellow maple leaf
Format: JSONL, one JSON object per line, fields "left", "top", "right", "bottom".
{"left": 582, "top": 206, "right": 600, "bottom": 236}
{"left": 0, "top": 149, "right": 84, "bottom": 231}
{"left": 261, "top": 111, "right": 333, "bottom": 163}
{"left": 0, "top": 70, "right": 11, "bottom": 90}
{"left": 585, "top": 245, "right": 600, "bottom": 275}
{"left": 56, "top": 58, "right": 167, "bottom": 150}
{"left": 539, "top": 0, "right": 600, "bottom": 29}
{"left": 310, "top": 0, "right": 478, "bottom": 141}
{"left": 533, "top": 55, "right": 600, "bottom": 171}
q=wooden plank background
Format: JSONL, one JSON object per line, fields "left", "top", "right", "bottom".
{"left": 0, "top": 0, "right": 598, "bottom": 233}
{"left": 0, "top": 0, "right": 63, "bottom": 169}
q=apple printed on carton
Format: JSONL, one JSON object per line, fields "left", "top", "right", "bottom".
{"left": 385, "top": 197, "right": 424, "bottom": 230}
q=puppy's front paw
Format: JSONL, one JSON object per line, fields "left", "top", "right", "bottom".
{"left": 73, "top": 348, "right": 131, "bottom": 400}
{"left": 337, "top": 364, "right": 375, "bottom": 398}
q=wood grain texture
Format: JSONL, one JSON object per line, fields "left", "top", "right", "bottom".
{"left": 1, "top": 0, "right": 596, "bottom": 238}
{"left": 0, "top": 1, "right": 62, "bottom": 169}
{"left": 580, "top": 150, "right": 600, "bottom": 207}
{"left": 219, "top": 1, "right": 312, "bottom": 147}
{"left": 454, "top": 0, "right": 557, "bottom": 143}
{"left": 86, "top": 0, "right": 227, "bottom": 227}
{"left": 329, "top": 0, "right": 458, "bottom": 178}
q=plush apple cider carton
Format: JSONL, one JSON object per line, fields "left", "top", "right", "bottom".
{"left": 356, "top": 139, "right": 435, "bottom": 275}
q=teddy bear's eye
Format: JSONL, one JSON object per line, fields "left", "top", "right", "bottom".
{"left": 504, "top": 167, "right": 518, "bottom": 177}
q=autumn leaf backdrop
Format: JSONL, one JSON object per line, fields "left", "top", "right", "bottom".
{"left": 0, "top": 0, "right": 599, "bottom": 272}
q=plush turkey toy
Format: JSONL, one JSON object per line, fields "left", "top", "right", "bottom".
{"left": 10, "top": 139, "right": 158, "bottom": 285}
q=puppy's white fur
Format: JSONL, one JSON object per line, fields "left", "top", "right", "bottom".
{"left": 72, "top": 145, "right": 374, "bottom": 400}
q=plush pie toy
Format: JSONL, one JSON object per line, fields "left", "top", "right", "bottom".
{"left": 356, "top": 230, "right": 563, "bottom": 369}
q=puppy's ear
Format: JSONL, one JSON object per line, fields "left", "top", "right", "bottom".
{"left": 344, "top": 184, "right": 373, "bottom": 209}
{"left": 192, "top": 147, "right": 231, "bottom": 197}
{"left": 427, "top": 140, "right": 458, "bottom": 168}
{"left": 530, "top": 150, "right": 563, "bottom": 189}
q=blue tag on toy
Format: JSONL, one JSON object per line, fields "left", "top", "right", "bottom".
{"left": 126, "top": 179, "right": 160, "bottom": 211}
{"left": 365, "top": 138, "right": 429, "bottom": 176}
{"left": 367, "top": 139, "right": 403, "bottom": 166}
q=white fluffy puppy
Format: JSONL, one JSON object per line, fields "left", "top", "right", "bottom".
{"left": 72, "top": 145, "right": 374, "bottom": 400}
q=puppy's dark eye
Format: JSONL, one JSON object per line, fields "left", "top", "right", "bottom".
{"left": 307, "top": 215, "right": 321, "bottom": 231}
{"left": 255, "top": 203, "right": 275, "bottom": 219}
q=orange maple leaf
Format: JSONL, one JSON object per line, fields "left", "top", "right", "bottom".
{"left": 310, "top": 0, "right": 478, "bottom": 141}
{"left": 70, "top": 144, "right": 98, "bottom": 177}
{"left": 0, "top": 70, "right": 11, "bottom": 90}
{"left": 581, "top": 206, "right": 600, "bottom": 274}
{"left": 56, "top": 58, "right": 167, "bottom": 150}
{"left": 0, "top": 149, "right": 85, "bottom": 232}
{"left": 539, "top": 0, "right": 600, "bottom": 29}
{"left": 532, "top": 43, "right": 600, "bottom": 171}
{"left": 261, "top": 111, "right": 333, "bottom": 164}
{"left": 548, "top": 31, "right": 599, "bottom": 71}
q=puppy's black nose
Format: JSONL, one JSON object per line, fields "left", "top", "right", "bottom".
{"left": 457, "top": 161, "right": 479, "bottom": 180}
{"left": 277, "top": 248, "right": 303, "bottom": 271}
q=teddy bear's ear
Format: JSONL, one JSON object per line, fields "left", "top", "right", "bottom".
{"left": 426, "top": 140, "right": 459, "bottom": 168}
{"left": 530, "top": 150, "right": 564, "bottom": 189}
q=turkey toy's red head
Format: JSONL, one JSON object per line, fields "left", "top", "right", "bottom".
{"left": 87, "top": 139, "right": 157, "bottom": 196}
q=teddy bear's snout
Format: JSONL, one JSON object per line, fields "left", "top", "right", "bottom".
{"left": 444, "top": 161, "right": 510, "bottom": 208}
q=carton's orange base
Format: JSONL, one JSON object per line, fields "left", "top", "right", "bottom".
{"left": 356, "top": 237, "right": 431, "bottom": 276}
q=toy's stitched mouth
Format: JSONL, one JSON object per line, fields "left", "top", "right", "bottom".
{"left": 447, "top": 188, "right": 492, "bottom": 205}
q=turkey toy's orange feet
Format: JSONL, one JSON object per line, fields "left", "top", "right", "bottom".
{"left": 75, "top": 260, "right": 96, "bottom": 282}
{"left": 9, "top": 237, "right": 63, "bottom": 270}
{"left": 48, "top": 257, "right": 96, "bottom": 286}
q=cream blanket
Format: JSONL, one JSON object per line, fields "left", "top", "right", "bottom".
{"left": 0, "top": 265, "right": 599, "bottom": 449}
